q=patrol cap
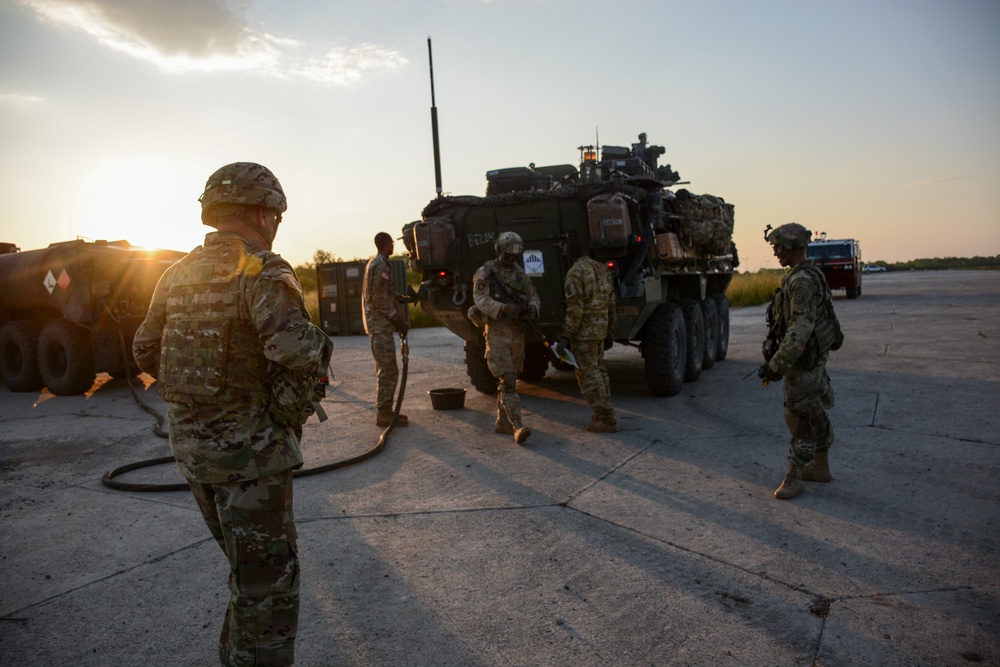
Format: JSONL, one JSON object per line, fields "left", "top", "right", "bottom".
{"left": 495, "top": 231, "right": 524, "bottom": 255}
{"left": 199, "top": 162, "right": 287, "bottom": 227}
{"left": 766, "top": 223, "right": 812, "bottom": 249}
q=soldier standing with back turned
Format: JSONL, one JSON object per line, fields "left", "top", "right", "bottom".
{"left": 557, "top": 237, "right": 618, "bottom": 433}
{"left": 472, "top": 231, "right": 541, "bottom": 445}
{"left": 759, "top": 222, "right": 842, "bottom": 500}
{"left": 133, "top": 162, "right": 333, "bottom": 665}
{"left": 363, "top": 232, "right": 410, "bottom": 427}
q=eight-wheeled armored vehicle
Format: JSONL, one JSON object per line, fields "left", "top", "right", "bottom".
{"left": 0, "top": 239, "right": 185, "bottom": 395}
{"left": 403, "top": 133, "right": 737, "bottom": 396}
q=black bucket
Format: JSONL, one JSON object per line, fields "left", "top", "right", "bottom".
{"left": 428, "top": 388, "right": 466, "bottom": 410}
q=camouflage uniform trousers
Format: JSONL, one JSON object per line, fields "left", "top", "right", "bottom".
{"left": 782, "top": 352, "right": 835, "bottom": 468}
{"left": 571, "top": 339, "right": 615, "bottom": 422}
{"left": 484, "top": 320, "right": 525, "bottom": 428}
{"left": 187, "top": 471, "right": 299, "bottom": 667}
{"left": 369, "top": 331, "right": 399, "bottom": 414}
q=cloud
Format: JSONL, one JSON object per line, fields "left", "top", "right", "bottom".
{"left": 17, "top": 0, "right": 407, "bottom": 81}
{"left": 0, "top": 93, "right": 45, "bottom": 104}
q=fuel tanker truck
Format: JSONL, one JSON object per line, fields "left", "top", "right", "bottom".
{"left": 402, "top": 132, "right": 738, "bottom": 397}
{"left": 0, "top": 239, "right": 185, "bottom": 395}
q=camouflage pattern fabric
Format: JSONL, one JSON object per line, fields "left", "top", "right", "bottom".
{"left": 572, "top": 339, "right": 615, "bottom": 423}
{"left": 561, "top": 256, "right": 616, "bottom": 422}
{"left": 473, "top": 259, "right": 539, "bottom": 427}
{"left": 766, "top": 260, "right": 836, "bottom": 466}
{"left": 362, "top": 253, "right": 402, "bottom": 335}
{"left": 133, "top": 230, "right": 331, "bottom": 666}
{"left": 369, "top": 331, "right": 399, "bottom": 413}
{"left": 188, "top": 471, "right": 298, "bottom": 667}
{"left": 133, "top": 231, "right": 333, "bottom": 484}
{"left": 562, "top": 256, "right": 616, "bottom": 341}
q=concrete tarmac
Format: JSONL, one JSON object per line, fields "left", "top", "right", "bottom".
{"left": 1, "top": 270, "right": 998, "bottom": 666}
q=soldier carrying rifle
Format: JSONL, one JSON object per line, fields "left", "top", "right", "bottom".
{"left": 470, "top": 231, "right": 541, "bottom": 444}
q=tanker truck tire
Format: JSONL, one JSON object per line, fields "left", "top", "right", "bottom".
{"left": 700, "top": 297, "right": 719, "bottom": 370}
{"left": 464, "top": 337, "right": 497, "bottom": 395}
{"left": 519, "top": 342, "right": 549, "bottom": 382}
{"left": 0, "top": 321, "right": 44, "bottom": 392}
{"left": 712, "top": 294, "right": 730, "bottom": 361}
{"left": 680, "top": 300, "right": 704, "bottom": 383}
{"left": 38, "top": 320, "right": 94, "bottom": 396}
{"left": 642, "top": 303, "right": 686, "bottom": 397}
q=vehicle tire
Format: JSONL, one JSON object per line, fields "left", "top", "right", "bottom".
{"left": 519, "top": 342, "right": 549, "bottom": 381}
{"left": 701, "top": 297, "right": 719, "bottom": 370}
{"left": 0, "top": 320, "right": 44, "bottom": 392}
{"left": 846, "top": 287, "right": 859, "bottom": 299}
{"left": 37, "top": 320, "right": 95, "bottom": 396}
{"left": 712, "top": 294, "right": 730, "bottom": 361}
{"left": 680, "top": 300, "right": 704, "bottom": 382}
{"left": 464, "top": 337, "right": 497, "bottom": 395}
{"left": 642, "top": 302, "right": 686, "bottom": 397}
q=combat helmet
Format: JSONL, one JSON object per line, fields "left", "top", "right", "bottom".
{"left": 495, "top": 231, "right": 524, "bottom": 256}
{"left": 766, "top": 223, "right": 812, "bottom": 249}
{"left": 199, "top": 162, "right": 287, "bottom": 227}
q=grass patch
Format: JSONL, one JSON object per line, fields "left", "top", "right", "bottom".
{"left": 725, "top": 270, "right": 782, "bottom": 308}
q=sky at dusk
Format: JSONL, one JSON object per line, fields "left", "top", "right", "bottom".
{"left": 1, "top": 0, "right": 998, "bottom": 271}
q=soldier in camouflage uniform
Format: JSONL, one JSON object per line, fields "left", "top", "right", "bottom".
{"left": 472, "top": 231, "right": 541, "bottom": 445}
{"left": 133, "top": 162, "right": 333, "bottom": 666}
{"left": 558, "top": 238, "right": 618, "bottom": 432}
{"left": 759, "top": 222, "right": 838, "bottom": 500}
{"left": 363, "top": 232, "right": 409, "bottom": 427}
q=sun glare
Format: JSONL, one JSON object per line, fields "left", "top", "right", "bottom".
{"left": 69, "top": 155, "right": 206, "bottom": 253}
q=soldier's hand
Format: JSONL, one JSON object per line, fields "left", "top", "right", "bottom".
{"left": 556, "top": 337, "right": 571, "bottom": 352}
{"left": 757, "top": 363, "right": 782, "bottom": 383}
{"left": 522, "top": 303, "right": 539, "bottom": 322}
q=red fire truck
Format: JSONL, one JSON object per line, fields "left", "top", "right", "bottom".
{"left": 806, "top": 234, "right": 862, "bottom": 298}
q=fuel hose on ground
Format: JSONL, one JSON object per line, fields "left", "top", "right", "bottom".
{"left": 101, "top": 333, "right": 409, "bottom": 493}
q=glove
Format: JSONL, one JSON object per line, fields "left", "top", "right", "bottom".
{"left": 757, "top": 363, "right": 783, "bottom": 383}
{"left": 604, "top": 336, "right": 614, "bottom": 351}
{"left": 521, "top": 303, "right": 539, "bottom": 322}
{"left": 556, "top": 337, "right": 571, "bottom": 352}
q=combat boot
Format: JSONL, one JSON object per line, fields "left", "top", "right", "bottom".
{"left": 494, "top": 417, "right": 514, "bottom": 435}
{"left": 587, "top": 418, "right": 618, "bottom": 433}
{"left": 801, "top": 450, "right": 832, "bottom": 482}
{"left": 376, "top": 412, "right": 408, "bottom": 427}
{"left": 773, "top": 464, "right": 804, "bottom": 500}
{"left": 514, "top": 424, "right": 532, "bottom": 445}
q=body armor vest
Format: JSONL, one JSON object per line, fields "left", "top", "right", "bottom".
{"left": 157, "top": 237, "right": 271, "bottom": 403}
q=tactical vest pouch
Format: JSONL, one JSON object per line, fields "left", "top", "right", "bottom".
{"left": 159, "top": 317, "right": 230, "bottom": 397}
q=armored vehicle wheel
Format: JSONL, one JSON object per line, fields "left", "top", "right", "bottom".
{"left": 519, "top": 342, "right": 549, "bottom": 381}
{"left": 0, "top": 320, "right": 44, "bottom": 392}
{"left": 680, "top": 300, "right": 704, "bottom": 382}
{"left": 464, "top": 337, "right": 497, "bottom": 395}
{"left": 38, "top": 320, "right": 94, "bottom": 396}
{"left": 642, "top": 303, "right": 686, "bottom": 397}
{"left": 701, "top": 297, "right": 719, "bottom": 370}
{"left": 712, "top": 294, "right": 730, "bottom": 361}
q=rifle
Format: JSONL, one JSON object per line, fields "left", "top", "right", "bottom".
{"left": 483, "top": 268, "right": 577, "bottom": 368}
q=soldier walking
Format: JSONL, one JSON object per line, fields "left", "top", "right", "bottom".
{"left": 363, "top": 232, "right": 410, "bottom": 427}
{"left": 133, "top": 162, "right": 333, "bottom": 665}
{"left": 472, "top": 231, "right": 541, "bottom": 444}
{"left": 759, "top": 222, "right": 842, "bottom": 500}
{"left": 558, "top": 238, "right": 618, "bottom": 432}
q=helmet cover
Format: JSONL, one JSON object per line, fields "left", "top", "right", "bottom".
{"left": 495, "top": 231, "right": 524, "bottom": 255}
{"left": 199, "top": 162, "right": 287, "bottom": 227}
{"left": 766, "top": 223, "right": 811, "bottom": 249}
